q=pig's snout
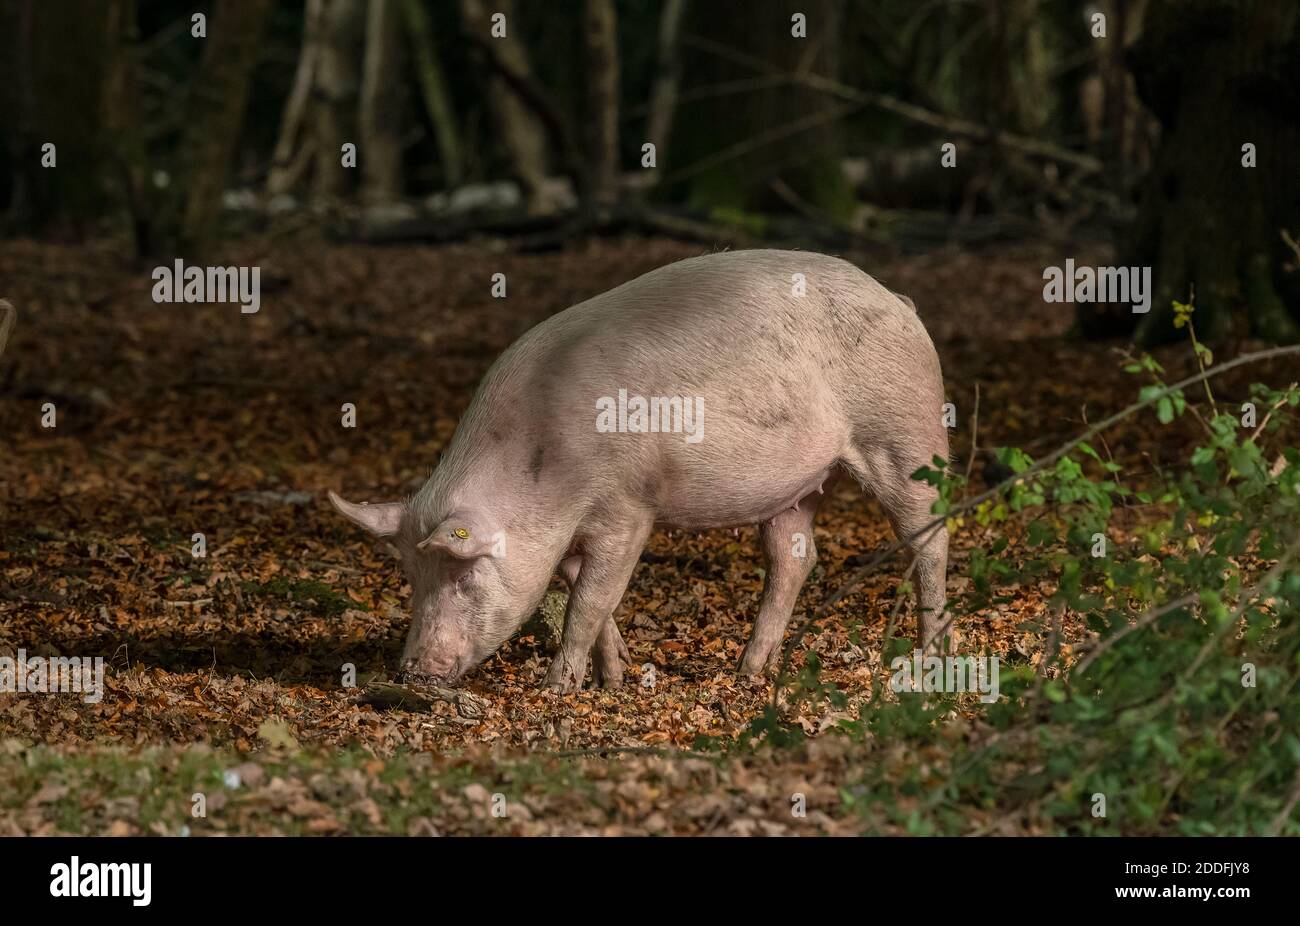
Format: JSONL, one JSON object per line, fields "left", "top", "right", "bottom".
{"left": 398, "top": 653, "right": 463, "bottom": 685}
{"left": 399, "top": 610, "right": 475, "bottom": 684}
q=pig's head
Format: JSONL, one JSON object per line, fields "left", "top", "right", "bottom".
{"left": 328, "top": 491, "right": 524, "bottom": 684}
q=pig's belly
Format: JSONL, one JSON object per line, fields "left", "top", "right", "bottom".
{"left": 646, "top": 433, "right": 844, "bottom": 530}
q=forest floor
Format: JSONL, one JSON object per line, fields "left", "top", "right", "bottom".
{"left": 1, "top": 233, "right": 1291, "bottom": 834}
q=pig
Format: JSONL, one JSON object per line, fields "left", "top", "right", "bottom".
{"left": 329, "top": 249, "right": 951, "bottom": 692}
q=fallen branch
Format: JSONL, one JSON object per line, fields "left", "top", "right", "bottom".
{"left": 358, "top": 680, "right": 489, "bottom": 720}
{"left": 342, "top": 202, "right": 753, "bottom": 250}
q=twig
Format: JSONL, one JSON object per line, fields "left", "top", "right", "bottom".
{"left": 1268, "top": 766, "right": 1300, "bottom": 836}
{"left": 628, "top": 74, "right": 790, "bottom": 119}
{"left": 871, "top": 557, "right": 919, "bottom": 701}
{"left": 682, "top": 33, "right": 1104, "bottom": 175}
{"left": 659, "top": 100, "right": 863, "bottom": 187}
{"left": 1280, "top": 228, "right": 1300, "bottom": 267}
{"left": 1122, "top": 344, "right": 1214, "bottom": 440}
{"left": 768, "top": 177, "right": 885, "bottom": 246}
{"left": 1250, "top": 386, "right": 1297, "bottom": 441}
{"left": 1182, "top": 287, "right": 1220, "bottom": 418}
{"left": 1069, "top": 593, "right": 1198, "bottom": 679}
{"left": 546, "top": 744, "right": 714, "bottom": 761}
{"left": 1039, "top": 604, "right": 1063, "bottom": 680}
{"left": 1077, "top": 535, "right": 1300, "bottom": 686}
{"left": 962, "top": 382, "right": 980, "bottom": 492}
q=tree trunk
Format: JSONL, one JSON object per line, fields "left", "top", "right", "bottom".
{"left": 314, "top": 0, "right": 365, "bottom": 200}
{"left": 103, "top": 0, "right": 156, "bottom": 257}
{"left": 402, "top": 0, "right": 463, "bottom": 188}
{"left": 459, "top": 0, "right": 558, "bottom": 214}
{"left": 1008, "top": 0, "right": 1050, "bottom": 138}
{"left": 665, "top": 0, "right": 852, "bottom": 218}
{"left": 170, "top": 0, "right": 273, "bottom": 255}
{"left": 0, "top": 0, "right": 37, "bottom": 228}
{"left": 359, "top": 0, "right": 406, "bottom": 204}
{"left": 1087, "top": 0, "right": 1300, "bottom": 343}
{"left": 582, "top": 0, "right": 621, "bottom": 210}
{"left": 646, "top": 0, "right": 687, "bottom": 163}
{"left": 4, "top": 0, "right": 117, "bottom": 232}
{"left": 267, "top": 0, "right": 324, "bottom": 196}
{"left": 1080, "top": 1, "right": 1156, "bottom": 194}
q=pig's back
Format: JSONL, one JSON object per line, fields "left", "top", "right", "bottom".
{"left": 454, "top": 249, "right": 943, "bottom": 527}
{"left": 520, "top": 249, "right": 934, "bottom": 407}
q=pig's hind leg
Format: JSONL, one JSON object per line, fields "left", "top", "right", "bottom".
{"left": 843, "top": 443, "right": 954, "bottom": 654}
{"left": 738, "top": 486, "right": 828, "bottom": 676}
{"left": 544, "top": 519, "right": 653, "bottom": 693}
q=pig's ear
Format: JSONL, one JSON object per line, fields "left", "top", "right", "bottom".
{"left": 328, "top": 491, "right": 405, "bottom": 538}
{"left": 417, "top": 516, "right": 500, "bottom": 559}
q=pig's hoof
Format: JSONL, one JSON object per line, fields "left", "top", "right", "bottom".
{"left": 542, "top": 657, "right": 586, "bottom": 694}
{"left": 590, "top": 658, "right": 624, "bottom": 689}
{"left": 738, "top": 643, "right": 780, "bottom": 678}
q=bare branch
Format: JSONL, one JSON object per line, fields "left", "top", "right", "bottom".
{"left": 683, "top": 33, "right": 1104, "bottom": 175}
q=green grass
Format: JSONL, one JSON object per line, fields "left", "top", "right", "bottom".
{"left": 0, "top": 741, "right": 607, "bottom": 836}
{"left": 240, "top": 577, "right": 361, "bottom": 618}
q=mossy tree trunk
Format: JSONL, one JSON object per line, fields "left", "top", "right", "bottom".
{"left": 1084, "top": 0, "right": 1300, "bottom": 344}
{"left": 664, "top": 0, "right": 853, "bottom": 219}
{"left": 267, "top": 0, "right": 324, "bottom": 197}
{"left": 2, "top": 0, "right": 118, "bottom": 233}
{"left": 582, "top": 0, "right": 621, "bottom": 211}
{"left": 403, "top": 0, "right": 464, "bottom": 188}
{"left": 314, "top": 0, "right": 366, "bottom": 201}
{"left": 359, "top": 0, "right": 407, "bottom": 204}
{"left": 459, "top": 0, "right": 559, "bottom": 215}
{"left": 167, "top": 0, "right": 274, "bottom": 256}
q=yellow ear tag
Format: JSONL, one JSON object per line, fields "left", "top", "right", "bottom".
{"left": 454, "top": 528, "right": 470, "bottom": 539}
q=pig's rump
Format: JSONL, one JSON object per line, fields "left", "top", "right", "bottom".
{"left": 472, "top": 249, "right": 946, "bottom": 531}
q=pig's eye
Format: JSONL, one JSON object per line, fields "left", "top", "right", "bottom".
{"left": 453, "top": 571, "right": 476, "bottom": 593}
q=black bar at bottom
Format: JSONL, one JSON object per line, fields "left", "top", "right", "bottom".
{"left": 0, "top": 835, "right": 1282, "bottom": 913}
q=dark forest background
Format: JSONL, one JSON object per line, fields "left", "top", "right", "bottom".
{"left": 2, "top": 0, "right": 1298, "bottom": 344}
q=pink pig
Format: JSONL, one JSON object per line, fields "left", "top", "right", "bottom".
{"left": 330, "top": 249, "right": 951, "bottom": 692}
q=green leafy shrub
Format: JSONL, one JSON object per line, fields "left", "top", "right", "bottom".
{"left": 755, "top": 313, "right": 1300, "bottom": 835}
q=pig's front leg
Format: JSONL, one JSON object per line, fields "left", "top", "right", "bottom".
{"left": 544, "top": 520, "right": 652, "bottom": 693}
{"left": 558, "top": 554, "right": 631, "bottom": 689}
